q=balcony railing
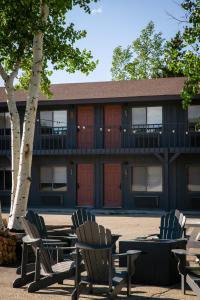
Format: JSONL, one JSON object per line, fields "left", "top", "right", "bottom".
{"left": 1, "top": 123, "right": 200, "bottom": 152}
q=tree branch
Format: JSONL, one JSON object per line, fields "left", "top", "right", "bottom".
{"left": 0, "top": 63, "right": 8, "bottom": 82}
{"left": 9, "top": 61, "right": 21, "bottom": 82}
{"left": 165, "top": 10, "right": 189, "bottom": 24}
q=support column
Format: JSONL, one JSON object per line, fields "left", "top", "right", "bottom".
{"left": 164, "top": 151, "right": 169, "bottom": 211}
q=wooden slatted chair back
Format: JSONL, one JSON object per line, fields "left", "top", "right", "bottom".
{"left": 26, "top": 210, "right": 48, "bottom": 238}
{"left": 76, "top": 220, "right": 112, "bottom": 284}
{"left": 21, "top": 217, "right": 53, "bottom": 275}
{"left": 159, "top": 210, "right": 186, "bottom": 239}
{"left": 72, "top": 208, "right": 95, "bottom": 230}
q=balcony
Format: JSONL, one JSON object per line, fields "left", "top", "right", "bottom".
{"left": 1, "top": 123, "right": 200, "bottom": 155}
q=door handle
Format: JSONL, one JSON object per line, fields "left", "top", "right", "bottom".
{"left": 77, "top": 183, "right": 80, "bottom": 189}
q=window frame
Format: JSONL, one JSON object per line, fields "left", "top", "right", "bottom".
{"left": 39, "top": 110, "right": 68, "bottom": 135}
{"left": 131, "top": 165, "right": 163, "bottom": 192}
{"left": 187, "top": 165, "right": 200, "bottom": 192}
{"left": 40, "top": 166, "right": 68, "bottom": 192}
{"left": 0, "top": 112, "right": 11, "bottom": 135}
{"left": 0, "top": 168, "right": 11, "bottom": 191}
{"left": 131, "top": 106, "right": 163, "bottom": 132}
{"left": 188, "top": 105, "right": 200, "bottom": 131}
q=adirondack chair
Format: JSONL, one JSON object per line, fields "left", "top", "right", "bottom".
{"left": 71, "top": 221, "right": 141, "bottom": 300}
{"left": 172, "top": 242, "right": 200, "bottom": 299}
{"left": 16, "top": 210, "right": 71, "bottom": 276}
{"left": 13, "top": 217, "right": 84, "bottom": 293}
{"left": 139, "top": 209, "right": 186, "bottom": 240}
{"left": 71, "top": 208, "right": 120, "bottom": 252}
{"left": 26, "top": 210, "right": 72, "bottom": 242}
{"left": 71, "top": 208, "right": 95, "bottom": 231}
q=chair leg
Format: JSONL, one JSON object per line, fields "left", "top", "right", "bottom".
{"left": 89, "top": 283, "right": 93, "bottom": 294}
{"left": 13, "top": 272, "right": 35, "bottom": 288}
{"left": 181, "top": 274, "right": 186, "bottom": 295}
{"left": 28, "top": 276, "right": 53, "bottom": 293}
{"left": 28, "top": 269, "right": 75, "bottom": 293}
{"left": 127, "top": 275, "right": 131, "bottom": 296}
{"left": 71, "top": 281, "right": 88, "bottom": 300}
{"left": 16, "top": 263, "right": 35, "bottom": 275}
{"left": 110, "top": 280, "right": 125, "bottom": 299}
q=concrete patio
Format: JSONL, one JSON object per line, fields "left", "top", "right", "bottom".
{"left": 0, "top": 214, "right": 197, "bottom": 299}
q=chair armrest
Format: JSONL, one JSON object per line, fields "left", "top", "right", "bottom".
{"left": 113, "top": 250, "right": 141, "bottom": 258}
{"left": 46, "top": 246, "right": 76, "bottom": 251}
{"left": 46, "top": 235, "right": 73, "bottom": 242}
{"left": 42, "top": 239, "right": 69, "bottom": 246}
{"left": 47, "top": 224, "right": 73, "bottom": 230}
{"left": 172, "top": 248, "right": 200, "bottom": 257}
{"left": 42, "top": 238, "right": 65, "bottom": 243}
{"left": 22, "top": 235, "right": 41, "bottom": 244}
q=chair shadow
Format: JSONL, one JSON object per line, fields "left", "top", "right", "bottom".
{"left": 35, "top": 285, "right": 176, "bottom": 299}
{"left": 29, "top": 283, "right": 196, "bottom": 300}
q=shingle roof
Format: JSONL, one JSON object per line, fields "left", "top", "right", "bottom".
{"left": 0, "top": 77, "right": 190, "bottom": 103}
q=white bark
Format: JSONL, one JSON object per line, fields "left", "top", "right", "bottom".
{"left": 8, "top": 2, "right": 49, "bottom": 230}
{"left": 5, "top": 80, "right": 21, "bottom": 212}
{"left": 0, "top": 65, "right": 21, "bottom": 218}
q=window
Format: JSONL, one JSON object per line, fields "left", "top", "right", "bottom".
{"left": 0, "top": 112, "right": 10, "bottom": 135}
{"left": 188, "top": 166, "right": 200, "bottom": 192}
{"left": 40, "top": 111, "right": 67, "bottom": 134}
{"left": 132, "top": 107, "right": 162, "bottom": 132}
{"left": 188, "top": 106, "right": 200, "bottom": 130}
{"left": 131, "top": 166, "right": 162, "bottom": 192}
{"left": 0, "top": 169, "right": 11, "bottom": 190}
{"left": 40, "top": 166, "right": 67, "bottom": 191}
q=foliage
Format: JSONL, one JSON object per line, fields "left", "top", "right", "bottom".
{"left": 0, "top": 0, "right": 98, "bottom": 96}
{"left": 164, "top": 0, "right": 200, "bottom": 108}
{"left": 111, "top": 21, "right": 180, "bottom": 81}
{"left": 111, "top": 46, "right": 132, "bottom": 81}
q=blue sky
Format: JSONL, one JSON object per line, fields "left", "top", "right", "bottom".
{"left": 0, "top": 0, "right": 185, "bottom": 86}
{"left": 52, "top": 0, "right": 184, "bottom": 83}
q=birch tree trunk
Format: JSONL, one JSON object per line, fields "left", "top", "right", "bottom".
{"left": 8, "top": 2, "right": 49, "bottom": 230}
{"left": 0, "top": 66, "right": 21, "bottom": 221}
{"left": 5, "top": 79, "right": 21, "bottom": 213}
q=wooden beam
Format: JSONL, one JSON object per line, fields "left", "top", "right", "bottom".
{"left": 169, "top": 153, "right": 180, "bottom": 164}
{"left": 154, "top": 153, "right": 164, "bottom": 162}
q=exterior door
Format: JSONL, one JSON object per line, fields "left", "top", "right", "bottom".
{"left": 104, "top": 163, "right": 122, "bottom": 207}
{"left": 77, "top": 106, "right": 94, "bottom": 148}
{"left": 104, "top": 105, "right": 122, "bottom": 148}
{"left": 77, "top": 164, "right": 94, "bottom": 207}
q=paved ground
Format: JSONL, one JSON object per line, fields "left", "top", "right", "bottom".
{"left": 0, "top": 214, "right": 197, "bottom": 299}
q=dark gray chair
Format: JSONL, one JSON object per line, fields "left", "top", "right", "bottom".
{"left": 139, "top": 209, "right": 186, "bottom": 240}
{"left": 72, "top": 220, "right": 141, "bottom": 299}
{"left": 13, "top": 217, "right": 84, "bottom": 293}
{"left": 71, "top": 208, "right": 95, "bottom": 231}
{"left": 26, "top": 210, "right": 72, "bottom": 242}
{"left": 172, "top": 241, "right": 200, "bottom": 299}
{"left": 71, "top": 208, "right": 120, "bottom": 252}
